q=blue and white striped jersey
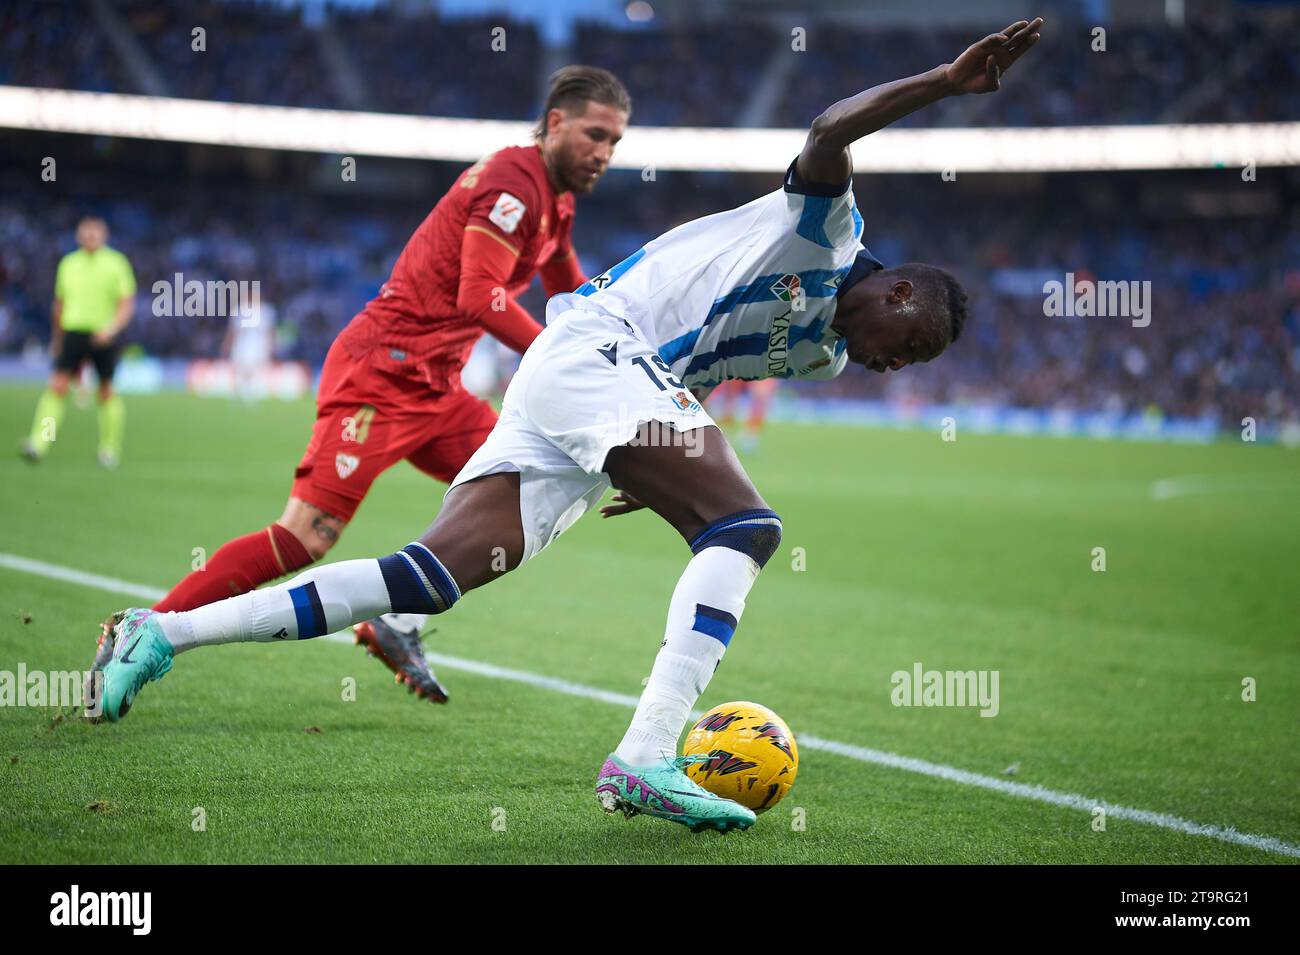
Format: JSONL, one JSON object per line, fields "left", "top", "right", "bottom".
{"left": 546, "top": 162, "right": 875, "bottom": 392}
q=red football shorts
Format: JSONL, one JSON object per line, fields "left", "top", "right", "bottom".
{"left": 291, "top": 354, "right": 498, "bottom": 523}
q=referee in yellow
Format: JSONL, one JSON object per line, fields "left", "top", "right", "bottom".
{"left": 22, "top": 217, "right": 136, "bottom": 468}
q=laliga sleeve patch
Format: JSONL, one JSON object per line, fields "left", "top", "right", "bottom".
{"left": 488, "top": 192, "right": 526, "bottom": 234}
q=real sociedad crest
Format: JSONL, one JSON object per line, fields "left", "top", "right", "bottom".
{"left": 671, "top": 391, "right": 702, "bottom": 413}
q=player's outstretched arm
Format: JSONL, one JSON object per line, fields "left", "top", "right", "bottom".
{"left": 796, "top": 17, "right": 1043, "bottom": 185}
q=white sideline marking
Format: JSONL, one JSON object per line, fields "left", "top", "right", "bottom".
{"left": 1152, "top": 476, "right": 1225, "bottom": 501}
{"left": 0, "top": 554, "right": 166, "bottom": 603}
{"left": 3, "top": 550, "right": 1298, "bottom": 860}
{"left": 1151, "top": 474, "right": 1300, "bottom": 501}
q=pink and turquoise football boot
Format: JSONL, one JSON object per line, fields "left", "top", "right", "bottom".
{"left": 89, "top": 609, "right": 174, "bottom": 722}
{"left": 595, "top": 752, "right": 756, "bottom": 833}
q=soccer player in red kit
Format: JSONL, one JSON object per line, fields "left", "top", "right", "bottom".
{"left": 137, "top": 67, "right": 631, "bottom": 701}
{"left": 708, "top": 379, "right": 779, "bottom": 454}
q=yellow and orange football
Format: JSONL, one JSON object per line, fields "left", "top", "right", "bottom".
{"left": 681, "top": 701, "right": 798, "bottom": 813}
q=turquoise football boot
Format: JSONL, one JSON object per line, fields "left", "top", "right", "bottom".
{"left": 595, "top": 753, "right": 756, "bottom": 833}
{"left": 93, "top": 609, "right": 174, "bottom": 722}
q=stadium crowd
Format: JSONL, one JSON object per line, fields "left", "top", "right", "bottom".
{"left": 2, "top": 0, "right": 1297, "bottom": 126}
{"left": 3, "top": 2, "right": 1295, "bottom": 432}
{"left": 2, "top": 168, "right": 1296, "bottom": 433}
{"left": 775, "top": 15, "right": 1300, "bottom": 127}
{"left": 114, "top": 0, "right": 338, "bottom": 109}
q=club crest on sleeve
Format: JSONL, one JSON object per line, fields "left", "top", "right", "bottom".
{"left": 671, "top": 391, "right": 702, "bottom": 413}
{"left": 488, "top": 192, "right": 525, "bottom": 234}
{"left": 335, "top": 453, "right": 360, "bottom": 479}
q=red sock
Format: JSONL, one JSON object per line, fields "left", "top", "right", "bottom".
{"left": 153, "top": 523, "right": 313, "bottom": 612}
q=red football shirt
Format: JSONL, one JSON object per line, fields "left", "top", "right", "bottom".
{"left": 332, "top": 144, "right": 577, "bottom": 397}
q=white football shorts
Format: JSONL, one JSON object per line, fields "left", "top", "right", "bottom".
{"left": 448, "top": 304, "right": 716, "bottom": 564}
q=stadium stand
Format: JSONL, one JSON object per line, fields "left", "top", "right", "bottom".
{"left": 3, "top": 2, "right": 1296, "bottom": 125}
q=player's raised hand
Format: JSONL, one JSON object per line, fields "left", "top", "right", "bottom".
{"left": 599, "top": 491, "right": 646, "bottom": 519}
{"left": 945, "top": 17, "right": 1043, "bottom": 95}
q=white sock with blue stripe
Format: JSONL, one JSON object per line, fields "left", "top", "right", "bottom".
{"left": 616, "top": 509, "right": 781, "bottom": 767}
{"left": 615, "top": 541, "right": 770, "bottom": 766}
{"left": 158, "top": 543, "right": 459, "bottom": 652}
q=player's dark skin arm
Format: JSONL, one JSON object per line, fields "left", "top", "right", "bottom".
{"left": 797, "top": 17, "right": 1043, "bottom": 185}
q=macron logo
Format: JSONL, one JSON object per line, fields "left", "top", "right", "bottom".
{"left": 50, "top": 885, "right": 151, "bottom": 935}
{"left": 488, "top": 192, "right": 525, "bottom": 234}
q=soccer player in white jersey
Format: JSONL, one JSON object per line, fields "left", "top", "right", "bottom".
{"left": 92, "top": 20, "right": 1043, "bottom": 833}
{"left": 222, "top": 302, "right": 278, "bottom": 402}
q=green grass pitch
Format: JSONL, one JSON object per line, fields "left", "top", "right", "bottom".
{"left": 0, "top": 383, "right": 1296, "bottom": 864}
